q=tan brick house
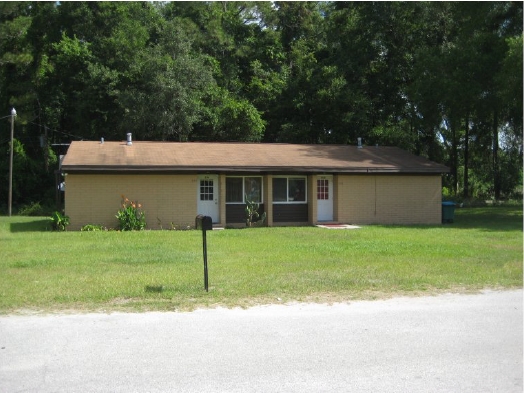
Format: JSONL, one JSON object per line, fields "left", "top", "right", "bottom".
{"left": 61, "top": 139, "right": 449, "bottom": 230}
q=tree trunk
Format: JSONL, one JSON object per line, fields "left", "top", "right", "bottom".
{"left": 463, "top": 114, "right": 469, "bottom": 198}
{"left": 44, "top": 126, "right": 49, "bottom": 173}
{"left": 451, "top": 121, "right": 458, "bottom": 196}
{"left": 493, "top": 109, "right": 501, "bottom": 200}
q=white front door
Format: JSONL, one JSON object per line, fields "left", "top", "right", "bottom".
{"left": 197, "top": 175, "right": 219, "bottom": 223}
{"left": 317, "top": 175, "right": 333, "bottom": 222}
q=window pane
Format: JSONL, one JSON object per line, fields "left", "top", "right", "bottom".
{"left": 289, "top": 178, "right": 305, "bottom": 201}
{"left": 273, "top": 178, "right": 287, "bottom": 202}
{"left": 317, "top": 179, "right": 328, "bottom": 200}
{"left": 245, "top": 177, "right": 262, "bottom": 203}
{"left": 200, "top": 179, "right": 214, "bottom": 201}
{"left": 226, "top": 177, "right": 243, "bottom": 203}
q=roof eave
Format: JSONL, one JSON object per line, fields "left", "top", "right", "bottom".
{"left": 61, "top": 165, "right": 449, "bottom": 174}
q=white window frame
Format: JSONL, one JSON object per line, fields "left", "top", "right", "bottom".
{"left": 272, "top": 176, "right": 308, "bottom": 204}
{"left": 225, "top": 176, "right": 263, "bottom": 204}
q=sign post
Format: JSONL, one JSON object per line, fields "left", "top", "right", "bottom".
{"left": 195, "top": 215, "right": 213, "bottom": 292}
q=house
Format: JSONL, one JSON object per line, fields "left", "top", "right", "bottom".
{"left": 61, "top": 138, "right": 449, "bottom": 230}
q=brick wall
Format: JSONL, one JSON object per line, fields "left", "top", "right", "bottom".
{"left": 65, "top": 174, "right": 197, "bottom": 230}
{"left": 337, "top": 175, "right": 442, "bottom": 225}
{"left": 65, "top": 173, "right": 442, "bottom": 230}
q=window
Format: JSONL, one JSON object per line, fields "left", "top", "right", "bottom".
{"left": 226, "top": 176, "right": 262, "bottom": 203}
{"left": 226, "top": 177, "right": 243, "bottom": 203}
{"left": 200, "top": 179, "right": 214, "bottom": 201}
{"left": 317, "top": 179, "right": 329, "bottom": 200}
{"left": 272, "top": 177, "right": 307, "bottom": 203}
{"left": 273, "top": 178, "right": 287, "bottom": 202}
{"left": 245, "top": 177, "right": 262, "bottom": 202}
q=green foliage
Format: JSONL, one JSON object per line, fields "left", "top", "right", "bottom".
{"left": 18, "top": 202, "right": 45, "bottom": 216}
{"left": 0, "top": 139, "right": 58, "bottom": 211}
{"left": 52, "top": 32, "right": 92, "bottom": 64}
{"left": 81, "top": 224, "right": 107, "bottom": 232}
{"left": 0, "top": 2, "right": 33, "bottom": 69}
{"left": 50, "top": 211, "right": 70, "bottom": 231}
{"left": 0, "top": 1, "right": 521, "bottom": 210}
{"left": 116, "top": 195, "right": 146, "bottom": 231}
{"left": 245, "top": 194, "right": 267, "bottom": 227}
{"left": 442, "top": 187, "right": 453, "bottom": 199}
{"left": 218, "top": 94, "right": 265, "bottom": 142}
{"left": 119, "top": 19, "right": 215, "bottom": 141}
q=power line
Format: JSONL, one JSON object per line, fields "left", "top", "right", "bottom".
{"left": 28, "top": 121, "right": 87, "bottom": 140}
{"left": 3, "top": 116, "right": 89, "bottom": 141}
{"left": 0, "top": 120, "right": 88, "bottom": 147}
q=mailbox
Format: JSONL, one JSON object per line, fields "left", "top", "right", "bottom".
{"left": 195, "top": 214, "right": 213, "bottom": 231}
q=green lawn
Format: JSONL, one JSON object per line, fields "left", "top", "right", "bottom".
{"left": 0, "top": 206, "right": 522, "bottom": 314}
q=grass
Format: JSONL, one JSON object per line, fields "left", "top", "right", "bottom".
{"left": 0, "top": 206, "right": 522, "bottom": 314}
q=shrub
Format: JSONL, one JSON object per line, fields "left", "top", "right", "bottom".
{"left": 116, "top": 195, "right": 146, "bottom": 231}
{"left": 18, "top": 202, "right": 45, "bottom": 216}
{"left": 81, "top": 224, "right": 107, "bottom": 231}
{"left": 50, "top": 211, "right": 70, "bottom": 231}
{"left": 442, "top": 187, "right": 453, "bottom": 199}
{"left": 245, "top": 194, "right": 266, "bottom": 227}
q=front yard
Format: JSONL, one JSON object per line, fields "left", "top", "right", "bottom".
{"left": 0, "top": 206, "right": 521, "bottom": 313}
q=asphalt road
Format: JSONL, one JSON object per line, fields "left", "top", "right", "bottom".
{"left": 1, "top": 290, "right": 522, "bottom": 393}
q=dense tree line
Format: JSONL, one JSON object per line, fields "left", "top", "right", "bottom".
{"left": 1, "top": 1, "right": 522, "bottom": 211}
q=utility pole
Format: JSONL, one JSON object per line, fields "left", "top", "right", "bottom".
{"left": 8, "top": 108, "right": 16, "bottom": 217}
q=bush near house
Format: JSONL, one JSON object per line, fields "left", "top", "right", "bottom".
{"left": 49, "top": 211, "right": 70, "bottom": 231}
{"left": 245, "top": 194, "right": 267, "bottom": 227}
{"left": 116, "top": 195, "right": 146, "bottom": 231}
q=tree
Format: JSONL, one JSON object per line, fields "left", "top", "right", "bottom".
{"left": 0, "top": 1, "right": 521, "bottom": 211}
{"left": 119, "top": 19, "right": 215, "bottom": 141}
{"left": 407, "top": 2, "right": 522, "bottom": 199}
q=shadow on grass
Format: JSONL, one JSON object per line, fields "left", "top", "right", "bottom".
{"left": 392, "top": 207, "right": 523, "bottom": 232}
{"left": 449, "top": 206, "right": 522, "bottom": 232}
{"left": 10, "top": 219, "right": 51, "bottom": 232}
{"left": 145, "top": 285, "right": 165, "bottom": 293}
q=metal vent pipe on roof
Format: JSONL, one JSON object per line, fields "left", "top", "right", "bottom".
{"left": 126, "top": 133, "right": 132, "bottom": 146}
{"left": 357, "top": 137, "right": 362, "bottom": 148}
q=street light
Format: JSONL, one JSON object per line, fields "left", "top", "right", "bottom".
{"left": 8, "top": 107, "right": 16, "bottom": 217}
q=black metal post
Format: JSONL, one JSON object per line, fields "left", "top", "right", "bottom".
{"left": 202, "top": 229, "right": 208, "bottom": 292}
{"left": 196, "top": 215, "right": 212, "bottom": 292}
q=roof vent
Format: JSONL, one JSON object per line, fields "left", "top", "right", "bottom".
{"left": 101, "top": 137, "right": 104, "bottom": 144}
{"left": 357, "top": 137, "right": 362, "bottom": 149}
{"left": 126, "top": 133, "right": 132, "bottom": 146}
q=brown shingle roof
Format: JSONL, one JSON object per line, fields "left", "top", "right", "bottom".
{"left": 61, "top": 141, "right": 449, "bottom": 174}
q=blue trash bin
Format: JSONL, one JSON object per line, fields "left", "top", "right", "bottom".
{"left": 442, "top": 202, "right": 456, "bottom": 223}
